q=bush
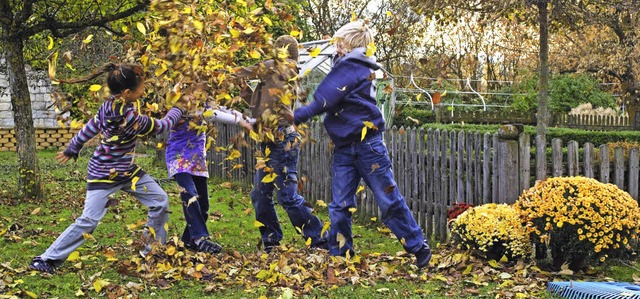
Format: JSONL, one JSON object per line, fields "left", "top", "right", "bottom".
{"left": 450, "top": 203, "right": 532, "bottom": 261}
{"left": 514, "top": 177, "right": 640, "bottom": 270}
{"left": 393, "top": 106, "right": 435, "bottom": 128}
{"left": 508, "top": 73, "right": 616, "bottom": 115}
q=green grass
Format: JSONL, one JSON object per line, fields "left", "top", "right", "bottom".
{"left": 0, "top": 148, "right": 637, "bottom": 298}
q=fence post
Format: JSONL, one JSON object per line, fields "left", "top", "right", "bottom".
{"left": 497, "top": 124, "right": 522, "bottom": 204}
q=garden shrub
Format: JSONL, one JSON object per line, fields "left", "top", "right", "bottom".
{"left": 514, "top": 177, "right": 640, "bottom": 271}
{"left": 594, "top": 141, "right": 640, "bottom": 162}
{"left": 450, "top": 203, "right": 532, "bottom": 261}
{"left": 393, "top": 106, "right": 435, "bottom": 128}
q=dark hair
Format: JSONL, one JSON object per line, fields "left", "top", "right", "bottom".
{"left": 52, "top": 63, "right": 144, "bottom": 95}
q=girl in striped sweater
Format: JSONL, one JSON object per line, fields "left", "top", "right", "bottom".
{"left": 29, "top": 63, "right": 184, "bottom": 273}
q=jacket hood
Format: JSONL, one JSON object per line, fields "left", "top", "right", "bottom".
{"left": 335, "top": 47, "right": 381, "bottom": 70}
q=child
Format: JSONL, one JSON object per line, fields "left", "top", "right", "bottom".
{"left": 29, "top": 63, "right": 185, "bottom": 273}
{"left": 235, "top": 35, "right": 327, "bottom": 252}
{"left": 166, "top": 103, "right": 253, "bottom": 254}
{"left": 293, "top": 21, "right": 432, "bottom": 268}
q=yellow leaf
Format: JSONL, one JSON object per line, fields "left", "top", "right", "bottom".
{"left": 24, "top": 290, "right": 37, "bottom": 299}
{"left": 65, "top": 63, "right": 75, "bottom": 71}
{"left": 370, "top": 217, "right": 377, "bottom": 222}
{"left": 164, "top": 222, "right": 169, "bottom": 233}
{"left": 363, "top": 121, "right": 375, "bottom": 129}
{"left": 165, "top": 246, "right": 176, "bottom": 256}
{"left": 82, "top": 233, "right": 94, "bottom": 240}
{"left": 193, "top": 20, "right": 203, "bottom": 31}
{"left": 67, "top": 251, "right": 80, "bottom": 261}
{"left": 305, "top": 237, "right": 312, "bottom": 246}
{"left": 416, "top": 93, "right": 422, "bottom": 101}
{"left": 136, "top": 22, "right": 146, "bottom": 35}
{"left": 351, "top": 11, "right": 357, "bottom": 22}
{"left": 309, "top": 47, "right": 321, "bottom": 58}
{"left": 500, "top": 255, "right": 509, "bottom": 263}
{"left": 337, "top": 232, "right": 346, "bottom": 249}
{"left": 386, "top": 11, "right": 393, "bottom": 17}
{"left": 122, "top": 25, "right": 128, "bottom": 33}
{"left": 57, "top": 119, "right": 67, "bottom": 128}
{"left": 265, "top": 147, "right": 271, "bottom": 157}
{"left": 441, "top": 90, "right": 447, "bottom": 97}
{"left": 462, "top": 264, "right": 473, "bottom": 275}
{"left": 205, "top": 137, "right": 213, "bottom": 151}
{"left": 302, "top": 68, "right": 311, "bottom": 78}
{"left": 400, "top": 238, "right": 406, "bottom": 246}
{"left": 249, "top": 50, "right": 261, "bottom": 59}
{"left": 262, "top": 15, "right": 272, "bottom": 26}
{"left": 47, "top": 36, "right": 54, "bottom": 50}
{"left": 290, "top": 29, "right": 301, "bottom": 37}
{"left": 131, "top": 176, "right": 139, "bottom": 191}
{"left": 226, "top": 149, "right": 241, "bottom": 160}
{"left": 281, "top": 93, "right": 291, "bottom": 106}
{"left": 488, "top": 260, "right": 500, "bottom": 268}
{"left": 249, "top": 130, "right": 260, "bottom": 142}
{"left": 254, "top": 220, "right": 265, "bottom": 228}
{"left": 348, "top": 207, "right": 357, "bottom": 213}
{"left": 93, "top": 279, "right": 110, "bottom": 293}
{"left": 316, "top": 200, "right": 327, "bottom": 207}
{"left": 229, "top": 28, "right": 241, "bottom": 38}
{"left": 148, "top": 226, "right": 156, "bottom": 238}
{"left": 70, "top": 119, "right": 84, "bottom": 129}
{"left": 82, "top": 34, "right": 93, "bottom": 44}
{"left": 356, "top": 185, "right": 365, "bottom": 194}
{"left": 196, "top": 264, "right": 205, "bottom": 271}
{"left": 365, "top": 42, "right": 377, "bottom": 57}
{"left": 361, "top": 126, "right": 367, "bottom": 141}
{"left": 261, "top": 173, "right": 277, "bottom": 183}
{"left": 75, "top": 288, "right": 85, "bottom": 296}
{"left": 89, "top": 84, "right": 102, "bottom": 92}
{"left": 31, "top": 207, "right": 41, "bottom": 215}
{"left": 321, "top": 221, "right": 330, "bottom": 237}
{"left": 106, "top": 135, "right": 119, "bottom": 142}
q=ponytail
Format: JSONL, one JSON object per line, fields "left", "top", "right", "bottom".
{"left": 50, "top": 63, "right": 144, "bottom": 96}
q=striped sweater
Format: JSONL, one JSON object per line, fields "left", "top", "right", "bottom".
{"left": 64, "top": 99, "right": 183, "bottom": 190}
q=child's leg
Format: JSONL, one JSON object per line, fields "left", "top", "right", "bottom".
{"left": 40, "top": 187, "right": 117, "bottom": 264}
{"left": 250, "top": 142, "right": 282, "bottom": 245}
{"left": 355, "top": 136, "right": 426, "bottom": 254}
{"left": 273, "top": 135, "right": 325, "bottom": 244}
{"left": 328, "top": 145, "right": 361, "bottom": 256}
{"left": 173, "top": 173, "right": 209, "bottom": 245}
{"left": 124, "top": 174, "right": 169, "bottom": 244}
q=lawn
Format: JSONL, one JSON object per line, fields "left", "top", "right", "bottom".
{"left": 0, "top": 148, "right": 637, "bottom": 298}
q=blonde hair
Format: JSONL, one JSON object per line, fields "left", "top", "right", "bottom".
{"left": 274, "top": 35, "right": 299, "bottom": 60}
{"left": 333, "top": 20, "right": 374, "bottom": 50}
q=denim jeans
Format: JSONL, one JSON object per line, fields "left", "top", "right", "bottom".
{"left": 250, "top": 132, "right": 325, "bottom": 244}
{"left": 174, "top": 173, "right": 210, "bottom": 245}
{"left": 40, "top": 174, "right": 169, "bottom": 264}
{"left": 329, "top": 134, "right": 426, "bottom": 256}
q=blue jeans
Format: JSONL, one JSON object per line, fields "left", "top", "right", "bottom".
{"left": 250, "top": 132, "right": 325, "bottom": 244}
{"left": 174, "top": 173, "right": 210, "bottom": 245}
{"left": 329, "top": 134, "right": 426, "bottom": 256}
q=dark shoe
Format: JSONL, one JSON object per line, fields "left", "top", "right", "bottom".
{"left": 414, "top": 242, "right": 432, "bottom": 269}
{"left": 263, "top": 241, "right": 280, "bottom": 253}
{"left": 194, "top": 240, "right": 222, "bottom": 254}
{"left": 29, "top": 256, "right": 55, "bottom": 274}
{"left": 310, "top": 238, "right": 328, "bottom": 250}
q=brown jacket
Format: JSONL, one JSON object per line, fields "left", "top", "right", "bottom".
{"left": 236, "top": 58, "right": 299, "bottom": 130}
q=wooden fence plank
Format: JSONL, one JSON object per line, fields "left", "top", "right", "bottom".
{"left": 536, "top": 135, "right": 547, "bottom": 181}
{"left": 567, "top": 141, "right": 579, "bottom": 176}
{"left": 519, "top": 133, "right": 531, "bottom": 192}
{"left": 583, "top": 143, "right": 594, "bottom": 178}
{"left": 552, "top": 138, "right": 564, "bottom": 177}
{"left": 457, "top": 132, "right": 465, "bottom": 202}
{"left": 629, "top": 148, "right": 639, "bottom": 201}
{"left": 482, "top": 133, "right": 491, "bottom": 203}
{"left": 465, "top": 132, "right": 473, "bottom": 204}
{"left": 600, "top": 144, "right": 610, "bottom": 183}
{"left": 614, "top": 147, "right": 625, "bottom": 190}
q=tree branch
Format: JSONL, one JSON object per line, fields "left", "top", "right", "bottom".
{"left": 20, "top": 0, "right": 148, "bottom": 38}
{"left": 15, "top": 0, "right": 34, "bottom": 24}
{"left": 0, "top": 0, "right": 14, "bottom": 28}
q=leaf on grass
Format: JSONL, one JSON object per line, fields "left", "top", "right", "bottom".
{"left": 93, "top": 279, "right": 110, "bottom": 292}
{"left": 136, "top": 22, "right": 146, "bottom": 35}
{"left": 89, "top": 84, "right": 102, "bottom": 92}
{"left": 336, "top": 232, "right": 346, "bottom": 249}
{"left": 30, "top": 208, "right": 41, "bottom": 215}
{"left": 254, "top": 220, "right": 265, "bottom": 228}
{"left": 316, "top": 200, "right": 327, "bottom": 207}
{"left": 67, "top": 251, "right": 80, "bottom": 261}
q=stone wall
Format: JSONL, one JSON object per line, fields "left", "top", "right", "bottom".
{"left": 1, "top": 59, "right": 66, "bottom": 151}
{"left": 0, "top": 58, "right": 59, "bottom": 129}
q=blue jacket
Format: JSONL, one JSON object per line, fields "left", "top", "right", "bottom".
{"left": 294, "top": 48, "right": 384, "bottom": 148}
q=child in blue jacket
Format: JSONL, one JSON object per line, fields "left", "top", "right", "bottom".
{"left": 293, "top": 20, "right": 432, "bottom": 268}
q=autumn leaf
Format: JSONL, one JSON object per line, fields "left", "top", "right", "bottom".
{"left": 94, "top": 279, "right": 110, "bottom": 292}
{"left": 309, "top": 47, "right": 322, "bottom": 57}
{"left": 136, "top": 22, "right": 146, "bottom": 35}
{"left": 89, "top": 84, "right": 102, "bottom": 92}
{"left": 316, "top": 200, "right": 327, "bottom": 207}
{"left": 226, "top": 149, "right": 241, "bottom": 160}
{"left": 356, "top": 185, "right": 365, "bottom": 194}
{"left": 82, "top": 34, "right": 93, "bottom": 44}
{"left": 47, "top": 36, "right": 54, "bottom": 50}
{"left": 348, "top": 207, "right": 357, "bottom": 213}
{"left": 361, "top": 126, "right": 367, "bottom": 141}
{"left": 254, "top": 220, "right": 265, "bottom": 228}
{"left": 290, "top": 29, "right": 301, "bottom": 37}
{"left": 365, "top": 42, "right": 377, "bottom": 57}
{"left": 67, "top": 251, "right": 80, "bottom": 261}
{"left": 336, "top": 232, "right": 346, "bottom": 249}
{"left": 261, "top": 173, "right": 277, "bottom": 183}
{"left": 131, "top": 176, "right": 140, "bottom": 191}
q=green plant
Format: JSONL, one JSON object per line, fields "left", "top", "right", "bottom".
{"left": 393, "top": 106, "right": 435, "bottom": 127}
{"left": 514, "top": 177, "right": 640, "bottom": 271}
{"left": 450, "top": 203, "right": 532, "bottom": 261}
{"left": 508, "top": 73, "right": 616, "bottom": 115}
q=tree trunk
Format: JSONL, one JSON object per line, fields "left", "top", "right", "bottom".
{"left": 5, "top": 38, "right": 42, "bottom": 199}
{"left": 536, "top": 0, "right": 550, "bottom": 138}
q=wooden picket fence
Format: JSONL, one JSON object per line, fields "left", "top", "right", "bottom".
{"left": 206, "top": 121, "right": 640, "bottom": 241}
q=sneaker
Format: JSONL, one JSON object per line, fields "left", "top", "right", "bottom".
{"left": 194, "top": 240, "right": 222, "bottom": 254}
{"left": 263, "top": 241, "right": 280, "bottom": 253}
{"left": 414, "top": 242, "right": 432, "bottom": 269}
{"left": 29, "top": 256, "right": 55, "bottom": 274}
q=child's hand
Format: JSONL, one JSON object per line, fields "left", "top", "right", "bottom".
{"left": 239, "top": 119, "right": 253, "bottom": 132}
{"left": 55, "top": 151, "right": 70, "bottom": 164}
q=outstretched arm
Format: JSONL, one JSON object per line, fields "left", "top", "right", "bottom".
{"left": 61, "top": 116, "right": 101, "bottom": 161}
